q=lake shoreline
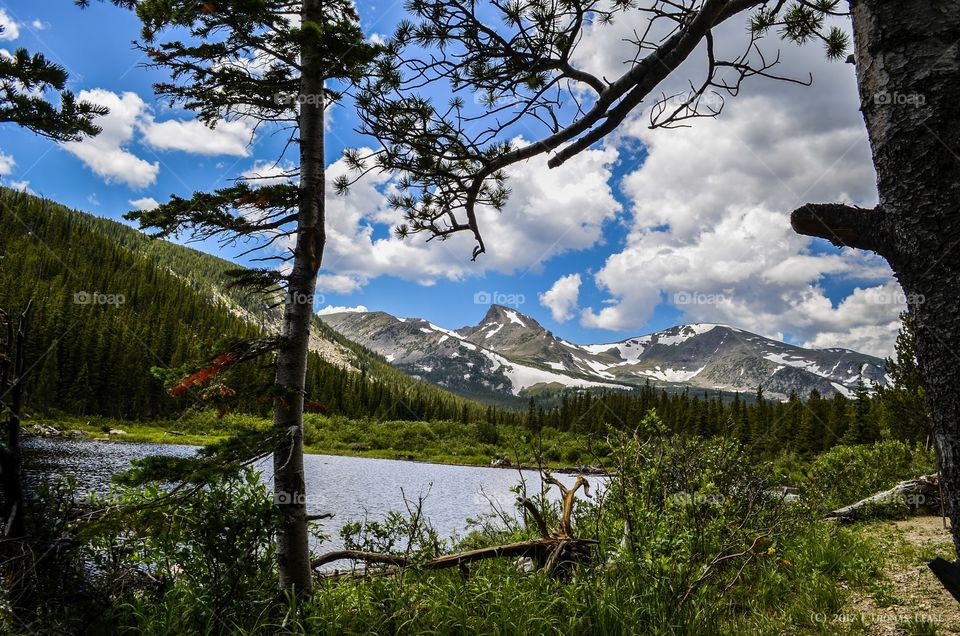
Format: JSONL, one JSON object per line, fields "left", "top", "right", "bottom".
{"left": 23, "top": 421, "right": 610, "bottom": 476}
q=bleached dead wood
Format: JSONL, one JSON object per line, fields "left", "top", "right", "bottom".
{"left": 825, "top": 474, "right": 940, "bottom": 522}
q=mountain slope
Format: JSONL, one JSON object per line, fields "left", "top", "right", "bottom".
{"left": 0, "top": 187, "right": 513, "bottom": 422}
{"left": 323, "top": 305, "right": 889, "bottom": 401}
{"left": 321, "top": 310, "right": 623, "bottom": 404}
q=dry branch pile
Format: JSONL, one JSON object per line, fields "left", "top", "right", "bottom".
{"left": 312, "top": 471, "right": 597, "bottom": 579}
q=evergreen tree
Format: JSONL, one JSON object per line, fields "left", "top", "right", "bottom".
{"left": 795, "top": 389, "right": 828, "bottom": 457}
{"left": 76, "top": 0, "right": 377, "bottom": 595}
{"left": 875, "top": 313, "right": 931, "bottom": 445}
{"left": 33, "top": 343, "right": 60, "bottom": 414}
{"left": 842, "top": 378, "right": 880, "bottom": 445}
{"left": 0, "top": 37, "right": 106, "bottom": 141}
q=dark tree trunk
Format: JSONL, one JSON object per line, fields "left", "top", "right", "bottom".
{"left": 0, "top": 304, "right": 30, "bottom": 540}
{"left": 272, "top": 0, "right": 326, "bottom": 596}
{"left": 792, "top": 1, "right": 960, "bottom": 548}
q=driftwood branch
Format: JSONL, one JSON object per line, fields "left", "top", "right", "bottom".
{"left": 543, "top": 471, "right": 590, "bottom": 539}
{"left": 518, "top": 498, "right": 550, "bottom": 540}
{"left": 825, "top": 474, "right": 940, "bottom": 522}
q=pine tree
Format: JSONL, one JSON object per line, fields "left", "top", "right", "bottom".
{"left": 842, "top": 378, "right": 880, "bottom": 445}
{"left": 101, "top": 0, "right": 376, "bottom": 596}
{"left": 33, "top": 343, "right": 60, "bottom": 414}
{"left": 795, "top": 389, "right": 827, "bottom": 457}
{"left": 66, "top": 363, "right": 92, "bottom": 415}
{"left": 875, "top": 313, "right": 931, "bottom": 445}
{"left": 0, "top": 41, "right": 106, "bottom": 141}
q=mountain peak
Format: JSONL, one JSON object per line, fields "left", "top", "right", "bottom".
{"left": 479, "top": 304, "right": 535, "bottom": 328}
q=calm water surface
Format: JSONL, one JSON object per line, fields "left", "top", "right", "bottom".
{"left": 23, "top": 437, "right": 591, "bottom": 552}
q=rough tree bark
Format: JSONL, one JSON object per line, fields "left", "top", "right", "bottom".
{"left": 791, "top": 1, "right": 960, "bottom": 549}
{"left": 0, "top": 304, "right": 30, "bottom": 540}
{"left": 272, "top": 0, "right": 326, "bottom": 595}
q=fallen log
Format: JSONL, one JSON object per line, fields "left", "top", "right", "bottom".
{"left": 311, "top": 538, "right": 598, "bottom": 572}
{"left": 824, "top": 474, "right": 940, "bottom": 522}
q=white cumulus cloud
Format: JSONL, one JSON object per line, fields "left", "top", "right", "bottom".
{"left": 566, "top": 12, "right": 898, "bottom": 356}
{"left": 317, "top": 304, "right": 369, "bottom": 315}
{"left": 62, "top": 89, "right": 160, "bottom": 189}
{"left": 0, "top": 149, "right": 14, "bottom": 176}
{"left": 141, "top": 117, "right": 254, "bottom": 156}
{"left": 129, "top": 197, "right": 160, "bottom": 211}
{"left": 540, "top": 273, "right": 582, "bottom": 322}
{"left": 0, "top": 10, "right": 19, "bottom": 41}
{"left": 316, "top": 140, "right": 621, "bottom": 292}
{"left": 241, "top": 160, "right": 297, "bottom": 185}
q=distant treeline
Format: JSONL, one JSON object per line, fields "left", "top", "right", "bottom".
{"left": 1, "top": 188, "right": 926, "bottom": 458}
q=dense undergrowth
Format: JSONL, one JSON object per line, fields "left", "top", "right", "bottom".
{"left": 4, "top": 414, "right": 934, "bottom": 635}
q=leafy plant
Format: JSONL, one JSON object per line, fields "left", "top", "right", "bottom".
{"left": 802, "top": 441, "right": 935, "bottom": 513}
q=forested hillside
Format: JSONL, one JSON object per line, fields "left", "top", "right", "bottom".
{"left": 0, "top": 188, "right": 516, "bottom": 422}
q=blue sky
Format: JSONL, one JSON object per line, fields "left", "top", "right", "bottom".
{"left": 0, "top": 1, "right": 902, "bottom": 355}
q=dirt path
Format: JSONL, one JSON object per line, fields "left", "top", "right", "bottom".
{"left": 847, "top": 516, "right": 960, "bottom": 634}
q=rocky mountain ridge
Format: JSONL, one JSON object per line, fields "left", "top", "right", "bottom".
{"left": 321, "top": 304, "right": 889, "bottom": 402}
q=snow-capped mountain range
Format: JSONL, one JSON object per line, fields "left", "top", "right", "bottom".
{"left": 320, "top": 304, "right": 889, "bottom": 403}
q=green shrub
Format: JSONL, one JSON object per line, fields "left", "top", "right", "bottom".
{"left": 803, "top": 440, "right": 935, "bottom": 513}
{"left": 84, "top": 468, "right": 285, "bottom": 634}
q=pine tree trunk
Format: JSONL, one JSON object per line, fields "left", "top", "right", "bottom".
{"left": 0, "top": 305, "right": 28, "bottom": 540}
{"left": 272, "top": 0, "right": 326, "bottom": 596}
{"left": 792, "top": 1, "right": 960, "bottom": 549}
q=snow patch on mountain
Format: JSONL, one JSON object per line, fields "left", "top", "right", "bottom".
{"left": 476, "top": 349, "right": 624, "bottom": 395}
{"left": 642, "top": 366, "right": 705, "bottom": 383}
{"left": 656, "top": 324, "right": 719, "bottom": 346}
{"left": 831, "top": 382, "right": 855, "bottom": 398}
{"left": 484, "top": 323, "right": 504, "bottom": 338}
{"left": 321, "top": 305, "right": 889, "bottom": 404}
{"left": 504, "top": 309, "right": 526, "bottom": 327}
